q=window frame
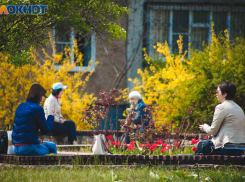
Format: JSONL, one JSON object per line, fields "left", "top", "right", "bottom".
{"left": 52, "top": 27, "right": 96, "bottom": 72}
{"left": 148, "top": 4, "right": 244, "bottom": 57}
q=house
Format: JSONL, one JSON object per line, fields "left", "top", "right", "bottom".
{"left": 126, "top": 0, "right": 245, "bottom": 89}
{"left": 38, "top": 0, "right": 245, "bottom": 129}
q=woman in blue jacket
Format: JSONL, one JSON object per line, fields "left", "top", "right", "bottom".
{"left": 12, "top": 84, "right": 57, "bottom": 155}
{"left": 124, "top": 91, "right": 150, "bottom": 143}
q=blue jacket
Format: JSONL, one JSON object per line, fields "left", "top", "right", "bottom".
{"left": 12, "top": 100, "right": 54, "bottom": 144}
{"left": 133, "top": 99, "right": 150, "bottom": 126}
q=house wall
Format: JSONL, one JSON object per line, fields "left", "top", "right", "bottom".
{"left": 126, "top": 0, "right": 145, "bottom": 90}
{"left": 36, "top": 3, "right": 128, "bottom": 98}
{"left": 36, "top": 0, "right": 245, "bottom": 93}
{"left": 83, "top": 13, "right": 127, "bottom": 97}
{"left": 145, "top": 0, "right": 245, "bottom": 3}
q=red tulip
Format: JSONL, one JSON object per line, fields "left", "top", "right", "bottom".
{"left": 129, "top": 142, "right": 135, "bottom": 146}
{"left": 127, "top": 145, "right": 134, "bottom": 150}
{"left": 115, "top": 142, "right": 120, "bottom": 146}
{"left": 191, "top": 139, "right": 197, "bottom": 144}
{"left": 160, "top": 148, "right": 166, "bottom": 152}
{"left": 162, "top": 143, "right": 167, "bottom": 147}
{"left": 166, "top": 145, "right": 171, "bottom": 150}
{"left": 174, "top": 142, "right": 179, "bottom": 146}
{"left": 152, "top": 144, "right": 158, "bottom": 149}
{"left": 145, "top": 143, "right": 150, "bottom": 147}
{"left": 139, "top": 144, "right": 143, "bottom": 148}
{"left": 111, "top": 141, "right": 116, "bottom": 145}
{"left": 156, "top": 140, "right": 162, "bottom": 145}
{"left": 107, "top": 142, "right": 110, "bottom": 148}
{"left": 196, "top": 139, "right": 200, "bottom": 143}
{"left": 123, "top": 143, "right": 127, "bottom": 148}
{"left": 107, "top": 135, "right": 112, "bottom": 140}
{"left": 149, "top": 146, "right": 154, "bottom": 151}
{"left": 203, "top": 135, "right": 208, "bottom": 139}
{"left": 192, "top": 147, "right": 197, "bottom": 152}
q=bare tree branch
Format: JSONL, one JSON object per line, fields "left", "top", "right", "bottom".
{"left": 101, "top": 0, "right": 152, "bottom": 89}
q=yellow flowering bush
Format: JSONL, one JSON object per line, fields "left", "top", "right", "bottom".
{"left": 0, "top": 43, "right": 97, "bottom": 130}
{"left": 128, "top": 26, "right": 245, "bottom": 126}
{"left": 127, "top": 35, "right": 194, "bottom": 126}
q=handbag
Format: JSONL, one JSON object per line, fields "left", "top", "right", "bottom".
{"left": 7, "top": 125, "right": 14, "bottom": 154}
{"left": 195, "top": 139, "right": 215, "bottom": 155}
{"left": 0, "top": 124, "right": 9, "bottom": 154}
{"left": 91, "top": 134, "right": 112, "bottom": 155}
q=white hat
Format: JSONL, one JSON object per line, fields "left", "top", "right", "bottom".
{"left": 52, "top": 82, "right": 67, "bottom": 90}
{"left": 129, "top": 91, "right": 142, "bottom": 99}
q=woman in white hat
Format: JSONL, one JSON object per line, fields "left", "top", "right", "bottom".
{"left": 44, "top": 82, "right": 77, "bottom": 144}
{"left": 123, "top": 91, "right": 150, "bottom": 143}
{"left": 128, "top": 91, "right": 149, "bottom": 127}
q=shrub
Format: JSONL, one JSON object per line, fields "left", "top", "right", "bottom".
{"left": 0, "top": 44, "right": 97, "bottom": 129}
{"left": 129, "top": 27, "right": 245, "bottom": 126}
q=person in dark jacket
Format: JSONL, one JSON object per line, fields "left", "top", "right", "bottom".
{"left": 124, "top": 91, "right": 150, "bottom": 143}
{"left": 12, "top": 84, "right": 57, "bottom": 155}
{"left": 128, "top": 91, "right": 150, "bottom": 128}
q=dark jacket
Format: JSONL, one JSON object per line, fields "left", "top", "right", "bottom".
{"left": 133, "top": 99, "right": 150, "bottom": 126}
{"left": 12, "top": 100, "right": 54, "bottom": 144}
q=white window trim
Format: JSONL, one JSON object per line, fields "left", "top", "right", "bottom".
{"left": 52, "top": 27, "right": 96, "bottom": 72}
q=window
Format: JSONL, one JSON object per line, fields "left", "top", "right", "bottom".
{"left": 53, "top": 22, "right": 96, "bottom": 72}
{"left": 146, "top": 4, "right": 245, "bottom": 58}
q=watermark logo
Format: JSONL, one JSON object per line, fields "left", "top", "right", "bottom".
{"left": 0, "top": 5, "right": 48, "bottom": 15}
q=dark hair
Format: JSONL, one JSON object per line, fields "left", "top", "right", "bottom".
{"left": 52, "top": 89, "right": 62, "bottom": 96}
{"left": 26, "top": 84, "right": 47, "bottom": 104}
{"left": 218, "top": 81, "right": 236, "bottom": 100}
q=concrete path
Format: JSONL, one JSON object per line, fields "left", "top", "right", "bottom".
{"left": 57, "top": 151, "right": 93, "bottom": 155}
{"left": 57, "top": 151, "right": 116, "bottom": 155}
{"left": 57, "top": 144, "right": 91, "bottom": 147}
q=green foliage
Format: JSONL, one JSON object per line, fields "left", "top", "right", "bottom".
{"left": 171, "top": 170, "right": 198, "bottom": 180}
{"left": 109, "top": 171, "right": 122, "bottom": 182}
{"left": 186, "top": 33, "right": 245, "bottom": 123}
{"left": 0, "top": 0, "right": 128, "bottom": 53}
{"left": 149, "top": 171, "right": 171, "bottom": 182}
{"left": 6, "top": 49, "right": 33, "bottom": 66}
{"left": 139, "top": 30, "right": 245, "bottom": 126}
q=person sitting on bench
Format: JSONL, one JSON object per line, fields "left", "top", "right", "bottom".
{"left": 199, "top": 81, "right": 245, "bottom": 156}
{"left": 44, "top": 82, "right": 77, "bottom": 145}
{"left": 12, "top": 84, "right": 57, "bottom": 155}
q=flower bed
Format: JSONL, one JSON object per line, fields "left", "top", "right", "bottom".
{"left": 106, "top": 135, "right": 203, "bottom": 156}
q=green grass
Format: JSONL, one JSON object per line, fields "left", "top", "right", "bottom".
{"left": 57, "top": 146, "right": 91, "bottom": 153}
{"left": 1, "top": 165, "right": 245, "bottom": 182}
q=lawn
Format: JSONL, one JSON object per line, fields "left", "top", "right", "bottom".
{"left": 1, "top": 165, "right": 245, "bottom": 182}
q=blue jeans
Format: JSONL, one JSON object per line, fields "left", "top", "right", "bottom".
{"left": 14, "top": 141, "right": 57, "bottom": 156}
{"left": 51, "top": 121, "right": 77, "bottom": 144}
{"left": 213, "top": 148, "right": 244, "bottom": 156}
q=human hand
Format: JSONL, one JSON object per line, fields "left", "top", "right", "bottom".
{"left": 130, "top": 103, "right": 135, "bottom": 108}
{"left": 126, "top": 108, "right": 131, "bottom": 114}
{"left": 59, "top": 118, "right": 65, "bottom": 124}
{"left": 199, "top": 124, "right": 206, "bottom": 132}
{"left": 51, "top": 110, "right": 56, "bottom": 116}
{"left": 39, "top": 139, "right": 44, "bottom": 145}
